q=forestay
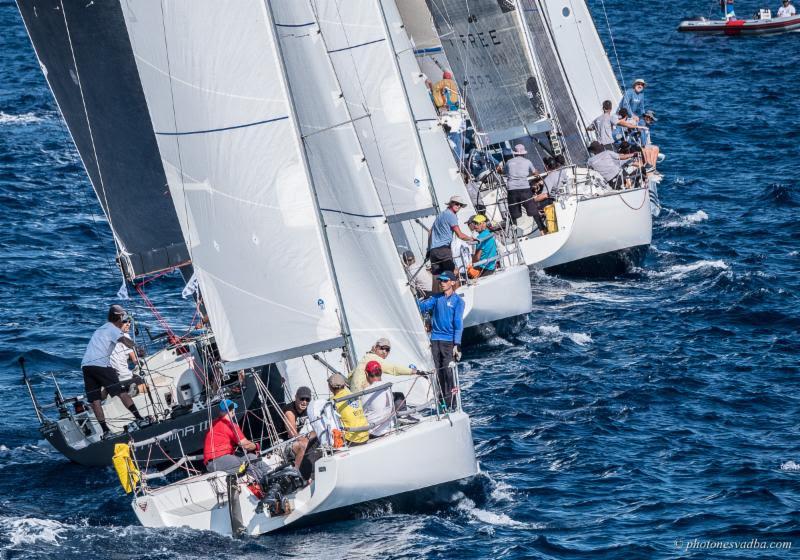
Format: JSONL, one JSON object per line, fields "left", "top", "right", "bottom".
{"left": 120, "top": 1, "right": 344, "bottom": 369}
{"left": 268, "top": 0, "right": 434, "bottom": 373}
{"left": 425, "top": 0, "right": 550, "bottom": 145}
{"left": 538, "top": 0, "right": 622, "bottom": 128}
{"left": 16, "top": 0, "right": 189, "bottom": 278}
{"left": 311, "top": 0, "right": 436, "bottom": 223}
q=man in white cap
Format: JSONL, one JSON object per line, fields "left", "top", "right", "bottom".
{"left": 500, "top": 144, "right": 547, "bottom": 235}
{"left": 619, "top": 78, "right": 648, "bottom": 121}
{"left": 348, "top": 337, "right": 419, "bottom": 392}
{"left": 428, "top": 194, "right": 474, "bottom": 292}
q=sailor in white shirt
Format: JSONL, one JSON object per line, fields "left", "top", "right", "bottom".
{"left": 81, "top": 305, "right": 143, "bottom": 435}
{"left": 777, "top": 0, "right": 796, "bottom": 16}
{"left": 360, "top": 361, "right": 396, "bottom": 438}
{"left": 110, "top": 334, "right": 143, "bottom": 395}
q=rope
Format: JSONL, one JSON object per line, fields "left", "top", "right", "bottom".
{"left": 598, "top": 0, "right": 626, "bottom": 87}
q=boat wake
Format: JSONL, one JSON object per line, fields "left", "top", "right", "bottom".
{"left": 537, "top": 325, "right": 593, "bottom": 346}
{"left": 661, "top": 209, "right": 709, "bottom": 229}
{"left": 648, "top": 259, "right": 729, "bottom": 281}
{"left": 0, "top": 111, "right": 44, "bottom": 125}
{"left": 1, "top": 515, "right": 67, "bottom": 548}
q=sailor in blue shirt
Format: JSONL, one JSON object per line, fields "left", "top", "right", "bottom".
{"left": 619, "top": 78, "right": 647, "bottom": 120}
{"left": 418, "top": 271, "right": 465, "bottom": 409}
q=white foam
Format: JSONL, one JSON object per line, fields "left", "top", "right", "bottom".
{"left": 538, "top": 324, "right": 593, "bottom": 346}
{"left": 662, "top": 209, "right": 708, "bottom": 229}
{"left": 5, "top": 517, "right": 66, "bottom": 547}
{"left": 0, "top": 111, "right": 43, "bottom": 125}
{"left": 456, "top": 497, "right": 525, "bottom": 527}
{"left": 781, "top": 460, "right": 800, "bottom": 472}
{"left": 649, "top": 259, "right": 729, "bottom": 280}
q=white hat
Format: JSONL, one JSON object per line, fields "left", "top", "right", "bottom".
{"left": 633, "top": 78, "right": 647, "bottom": 86}
{"left": 512, "top": 144, "right": 527, "bottom": 155}
{"left": 447, "top": 194, "right": 467, "bottom": 206}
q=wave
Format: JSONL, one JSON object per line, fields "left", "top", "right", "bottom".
{"left": 661, "top": 209, "right": 709, "bottom": 229}
{"left": 780, "top": 460, "right": 800, "bottom": 472}
{"left": 454, "top": 495, "right": 527, "bottom": 528}
{"left": 537, "top": 325, "right": 593, "bottom": 346}
{"left": 1, "top": 516, "right": 67, "bottom": 548}
{"left": 648, "top": 259, "right": 729, "bottom": 281}
{"left": 0, "top": 111, "right": 44, "bottom": 125}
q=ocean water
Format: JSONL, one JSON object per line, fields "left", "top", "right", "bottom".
{"left": 1, "top": 0, "right": 799, "bottom": 558}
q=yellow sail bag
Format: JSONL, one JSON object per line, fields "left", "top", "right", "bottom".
{"left": 113, "top": 443, "right": 140, "bottom": 494}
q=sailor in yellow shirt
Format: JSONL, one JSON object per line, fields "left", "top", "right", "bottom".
{"left": 348, "top": 337, "right": 418, "bottom": 392}
{"left": 328, "top": 373, "right": 369, "bottom": 445}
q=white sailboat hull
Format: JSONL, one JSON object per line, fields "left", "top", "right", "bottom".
{"left": 523, "top": 187, "right": 652, "bottom": 274}
{"left": 132, "top": 411, "right": 478, "bottom": 536}
{"left": 458, "top": 265, "right": 532, "bottom": 328}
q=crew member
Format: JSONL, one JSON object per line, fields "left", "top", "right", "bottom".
{"left": 418, "top": 271, "right": 465, "bottom": 410}
{"left": 500, "top": 144, "right": 547, "bottom": 235}
{"left": 619, "top": 78, "right": 648, "bottom": 120}
{"left": 778, "top": 0, "right": 796, "bottom": 16}
{"left": 81, "top": 305, "right": 143, "bottom": 436}
{"left": 361, "top": 361, "right": 396, "bottom": 438}
{"left": 349, "top": 337, "right": 419, "bottom": 392}
{"left": 402, "top": 250, "right": 433, "bottom": 299}
{"left": 204, "top": 399, "right": 268, "bottom": 483}
{"left": 282, "top": 386, "right": 317, "bottom": 479}
{"left": 432, "top": 70, "right": 459, "bottom": 112}
{"left": 467, "top": 215, "right": 498, "bottom": 277}
{"left": 587, "top": 141, "right": 637, "bottom": 190}
{"left": 428, "top": 195, "right": 473, "bottom": 292}
{"left": 109, "top": 334, "right": 145, "bottom": 396}
{"left": 589, "top": 100, "right": 639, "bottom": 151}
{"left": 328, "top": 373, "right": 369, "bottom": 446}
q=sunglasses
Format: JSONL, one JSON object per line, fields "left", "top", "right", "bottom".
{"left": 367, "top": 372, "right": 382, "bottom": 378}
{"left": 298, "top": 397, "right": 310, "bottom": 403}
{"left": 377, "top": 345, "right": 391, "bottom": 351}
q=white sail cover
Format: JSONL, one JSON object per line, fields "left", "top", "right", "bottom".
{"left": 268, "top": 0, "right": 434, "bottom": 372}
{"left": 120, "top": 1, "right": 343, "bottom": 369}
{"left": 310, "top": 0, "right": 435, "bottom": 222}
{"left": 539, "top": 0, "right": 622, "bottom": 127}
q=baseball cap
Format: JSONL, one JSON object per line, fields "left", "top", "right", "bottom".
{"left": 438, "top": 271, "right": 457, "bottom": 282}
{"left": 296, "top": 386, "right": 312, "bottom": 400}
{"left": 643, "top": 110, "right": 658, "bottom": 122}
{"left": 365, "top": 361, "right": 382, "bottom": 375}
{"left": 327, "top": 373, "right": 347, "bottom": 389}
{"left": 633, "top": 78, "right": 646, "bottom": 86}
{"left": 512, "top": 144, "right": 527, "bottom": 155}
{"left": 219, "top": 399, "right": 238, "bottom": 413}
{"left": 108, "top": 304, "right": 128, "bottom": 322}
{"left": 469, "top": 214, "right": 488, "bottom": 224}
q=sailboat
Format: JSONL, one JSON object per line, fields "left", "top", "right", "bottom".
{"left": 114, "top": 0, "right": 478, "bottom": 535}
{"left": 313, "top": 0, "right": 533, "bottom": 329}
{"left": 398, "top": 0, "right": 658, "bottom": 276}
{"left": 15, "top": 0, "right": 259, "bottom": 467}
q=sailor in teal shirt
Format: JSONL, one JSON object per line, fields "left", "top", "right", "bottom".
{"left": 468, "top": 214, "right": 498, "bottom": 275}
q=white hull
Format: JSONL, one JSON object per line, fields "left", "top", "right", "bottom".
{"left": 133, "top": 411, "right": 478, "bottom": 536}
{"left": 458, "top": 265, "right": 532, "bottom": 328}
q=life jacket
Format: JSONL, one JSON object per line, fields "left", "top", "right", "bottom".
{"left": 433, "top": 79, "right": 459, "bottom": 110}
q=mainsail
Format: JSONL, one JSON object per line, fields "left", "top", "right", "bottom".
{"left": 120, "top": 1, "right": 345, "bottom": 370}
{"left": 424, "top": 0, "right": 551, "bottom": 145}
{"left": 269, "top": 0, "right": 433, "bottom": 372}
{"left": 16, "top": 0, "right": 189, "bottom": 278}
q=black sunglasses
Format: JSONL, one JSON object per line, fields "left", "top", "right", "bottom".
{"left": 298, "top": 397, "right": 310, "bottom": 403}
{"left": 367, "top": 372, "right": 382, "bottom": 378}
{"left": 378, "top": 345, "right": 391, "bottom": 351}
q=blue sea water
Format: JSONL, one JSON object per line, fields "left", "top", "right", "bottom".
{"left": 1, "top": 0, "right": 799, "bottom": 558}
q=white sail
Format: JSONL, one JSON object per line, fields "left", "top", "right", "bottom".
{"left": 537, "top": 0, "right": 622, "bottom": 127}
{"left": 310, "top": 0, "right": 435, "bottom": 222}
{"left": 268, "top": 0, "right": 434, "bottom": 374}
{"left": 120, "top": 1, "right": 344, "bottom": 369}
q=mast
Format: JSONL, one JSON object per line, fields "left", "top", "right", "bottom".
{"left": 261, "top": 0, "right": 357, "bottom": 369}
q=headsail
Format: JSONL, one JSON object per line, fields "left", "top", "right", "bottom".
{"left": 310, "top": 0, "right": 436, "bottom": 223}
{"left": 16, "top": 0, "right": 189, "bottom": 278}
{"left": 121, "top": 1, "right": 344, "bottom": 369}
{"left": 537, "top": 0, "right": 622, "bottom": 128}
{"left": 269, "top": 0, "right": 434, "bottom": 373}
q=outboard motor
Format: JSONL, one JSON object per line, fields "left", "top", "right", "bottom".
{"left": 259, "top": 466, "right": 305, "bottom": 516}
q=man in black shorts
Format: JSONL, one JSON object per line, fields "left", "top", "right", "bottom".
{"left": 80, "top": 305, "right": 144, "bottom": 436}
{"left": 282, "top": 386, "right": 318, "bottom": 480}
{"left": 428, "top": 195, "right": 474, "bottom": 292}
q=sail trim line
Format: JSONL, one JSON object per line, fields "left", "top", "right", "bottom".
{"left": 155, "top": 116, "right": 289, "bottom": 136}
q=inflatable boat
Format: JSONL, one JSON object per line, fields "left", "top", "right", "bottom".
{"left": 678, "top": 14, "right": 800, "bottom": 34}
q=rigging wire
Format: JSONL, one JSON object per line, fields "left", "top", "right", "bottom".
{"left": 597, "top": 0, "right": 626, "bottom": 88}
